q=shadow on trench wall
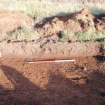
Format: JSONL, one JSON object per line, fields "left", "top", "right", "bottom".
{"left": 0, "top": 65, "right": 105, "bottom": 105}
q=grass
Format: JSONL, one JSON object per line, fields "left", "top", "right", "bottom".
{"left": 0, "top": 0, "right": 84, "bottom": 21}
{"left": 7, "top": 27, "right": 40, "bottom": 41}
{"left": 1, "top": 0, "right": 105, "bottom": 20}
{"left": 58, "top": 28, "right": 105, "bottom": 43}
{"left": 75, "top": 31, "right": 105, "bottom": 42}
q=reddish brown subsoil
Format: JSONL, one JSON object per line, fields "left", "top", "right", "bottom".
{"left": 0, "top": 57, "right": 105, "bottom": 105}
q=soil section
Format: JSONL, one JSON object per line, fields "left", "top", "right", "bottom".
{"left": 0, "top": 57, "right": 105, "bottom": 105}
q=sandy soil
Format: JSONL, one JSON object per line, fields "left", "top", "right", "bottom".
{"left": 0, "top": 57, "right": 105, "bottom": 105}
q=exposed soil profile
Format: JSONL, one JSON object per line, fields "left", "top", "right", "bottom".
{"left": 0, "top": 7, "right": 105, "bottom": 105}
{"left": 0, "top": 57, "right": 105, "bottom": 105}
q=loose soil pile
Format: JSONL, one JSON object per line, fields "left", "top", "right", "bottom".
{"left": 35, "top": 8, "right": 95, "bottom": 37}
{"left": 35, "top": 8, "right": 105, "bottom": 38}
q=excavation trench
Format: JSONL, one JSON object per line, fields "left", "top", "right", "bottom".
{"left": 0, "top": 8, "right": 105, "bottom": 105}
{"left": 0, "top": 38, "right": 105, "bottom": 105}
{"left": 0, "top": 57, "right": 105, "bottom": 105}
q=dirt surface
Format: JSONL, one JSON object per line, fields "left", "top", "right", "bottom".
{"left": 0, "top": 57, "right": 105, "bottom": 105}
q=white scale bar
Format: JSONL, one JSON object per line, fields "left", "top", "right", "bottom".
{"left": 27, "top": 59, "right": 76, "bottom": 64}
